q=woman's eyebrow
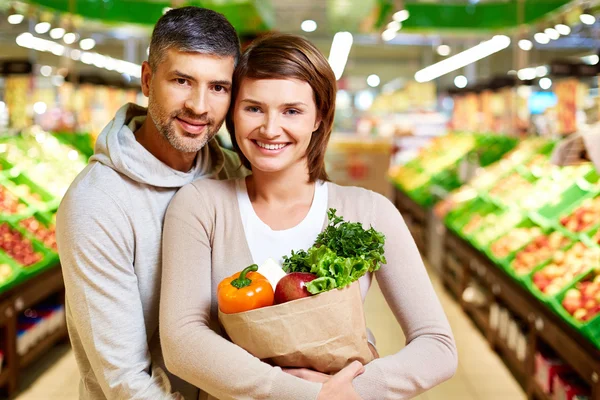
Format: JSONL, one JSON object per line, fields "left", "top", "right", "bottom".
{"left": 240, "top": 99, "right": 308, "bottom": 108}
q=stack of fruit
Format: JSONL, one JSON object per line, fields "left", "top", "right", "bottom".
{"left": 560, "top": 197, "right": 600, "bottom": 233}
{"left": 0, "top": 264, "right": 13, "bottom": 284}
{"left": 472, "top": 211, "right": 522, "bottom": 246}
{"left": 511, "top": 232, "right": 571, "bottom": 275}
{"left": 19, "top": 218, "right": 57, "bottom": 252}
{"left": 0, "top": 223, "right": 43, "bottom": 266}
{"left": 10, "top": 184, "right": 45, "bottom": 208}
{"left": 533, "top": 243, "right": 599, "bottom": 295}
{"left": 0, "top": 186, "right": 28, "bottom": 215}
{"left": 490, "top": 226, "right": 544, "bottom": 259}
{"left": 561, "top": 274, "right": 600, "bottom": 322}
{"left": 489, "top": 172, "right": 534, "bottom": 204}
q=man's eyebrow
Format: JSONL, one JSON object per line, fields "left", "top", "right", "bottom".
{"left": 210, "top": 80, "right": 232, "bottom": 87}
{"left": 172, "top": 70, "right": 195, "bottom": 81}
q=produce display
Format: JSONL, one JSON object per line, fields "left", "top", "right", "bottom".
{"left": 399, "top": 133, "right": 600, "bottom": 349}
{"left": 217, "top": 210, "right": 383, "bottom": 373}
{"left": 0, "top": 129, "right": 87, "bottom": 293}
{"left": 389, "top": 133, "right": 517, "bottom": 207}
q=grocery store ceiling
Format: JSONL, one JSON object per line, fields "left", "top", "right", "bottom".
{"left": 0, "top": 0, "right": 598, "bottom": 91}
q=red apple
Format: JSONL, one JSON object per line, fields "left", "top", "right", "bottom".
{"left": 274, "top": 272, "right": 317, "bottom": 304}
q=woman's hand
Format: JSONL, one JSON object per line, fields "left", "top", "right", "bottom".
{"left": 285, "top": 361, "right": 365, "bottom": 399}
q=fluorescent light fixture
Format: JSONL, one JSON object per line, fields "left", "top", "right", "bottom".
{"left": 367, "top": 74, "right": 380, "bottom": 87}
{"left": 414, "top": 35, "right": 510, "bottom": 83}
{"left": 437, "top": 45, "right": 451, "bottom": 56}
{"left": 8, "top": 14, "right": 24, "bottom": 24}
{"left": 301, "top": 20, "right": 317, "bottom": 32}
{"left": 382, "top": 28, "right": 397, "bottom": 42}
{"left": 63, "top": 32, "right": 77, "bottom": 44}
{"left": 518, "top": 39, "right": 533, "bottom": 51}
{"left": 518, "top": 67, "right": 536, "bottom": 81}
{"left": 544, "top": 28, "right": 560, "bottom": 40}
{"left": 393, "top": 10, "right": 409, "bottom": 22}
{"left": 555, "top": 23, "right": 571, "bottom": 35}
{"left": 15, "top": 33, "right": 142, "bottom": 79}
{"left": 536, "top": 66, "right": 548, "bottom": 77}
{"left": 35, "top": 22, "right": 51, "bottom": 34}
{"left": 49, "top": 28, "right": 65, "bottom": 39}
{"left": 80, "top": 38, "right": 96, "bottom": 50}
{"left": 534, "top": 33, "right": 550, "bottom": 44}
{"left": 387, "top": 21, "right": 401, "bottom": 31}
{"left": 328, "top": 32, "right": 353, "bottom": 80}
{"left": 580, "top": 12, "right": 596, "bottom": 25}
{"left": 454, "top": 75, "right": 468, "bottom": 88}
{"left": 539, "top": 77, "right": 552, "bottom": 90}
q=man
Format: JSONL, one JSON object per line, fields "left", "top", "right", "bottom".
{"left": 56, "top": 7, "right": 246, "bottom": 399}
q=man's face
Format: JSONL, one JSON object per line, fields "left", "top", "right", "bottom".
{"left": 141, "top": 49, "right": 235, "bottom": 153}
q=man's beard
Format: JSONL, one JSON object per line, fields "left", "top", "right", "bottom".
{"left": 148, "top": 98, "right": 223, "bottom": 153}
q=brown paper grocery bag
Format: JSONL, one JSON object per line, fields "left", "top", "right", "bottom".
{"left": 218, "top": 281, "right": 374, "bottom": 374}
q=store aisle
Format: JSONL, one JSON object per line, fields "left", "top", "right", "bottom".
{"left": 14, "top": 266, "right": 525, "bottom": 400}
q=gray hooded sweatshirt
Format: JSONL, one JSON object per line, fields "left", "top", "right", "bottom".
{"left": 56, "top": 103, "right": 247, "bottom": 400}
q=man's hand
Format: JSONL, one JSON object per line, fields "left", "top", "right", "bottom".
{"left": 285, "top": 361, "right": 365, "bottom": 400}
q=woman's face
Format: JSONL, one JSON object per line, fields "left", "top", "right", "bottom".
{"left": 233, "top": 78, "right": 321, "bottom": 175}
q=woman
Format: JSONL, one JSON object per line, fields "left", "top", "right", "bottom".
{"left": 160, "top": 33, "right": 457, "bottom": 400}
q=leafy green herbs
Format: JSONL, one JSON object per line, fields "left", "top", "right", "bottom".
{"left": 281, "top": 209, "right": 387, "bottom": 295}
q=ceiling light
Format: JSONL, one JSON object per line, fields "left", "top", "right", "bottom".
{"left": 518, "top": 39, "right": 533, "bottom": 51}
{"left": 437, "top": 45, "right": 451, "bottom": 56}
{"left": 544, "top": 28, "right": 560, "bottom": 40}
{"left": 555, "top": 23, "right": 571, "bottom": 35}
{"left": 536, "top": 66, "right": 548, "bottom": 77}
{"left": 367, "top": 74, "right": 381, "bottom": 87}
{"left": 70, "top": 49, "right": 81, "bottom": 60}
{"left": 33, "top": 102, "right": 47, "bottom": 115}
{"left": 301, "top": 20, "right": 317, "bottom": 32}
{"left": 80, "top": 38, "right": 96, "bottom": 50}
{"left": 328, "top": 32, "right": 353, "bottom": 80}
{"left": 534, "top": 33, "right": 550, "bottom": 44}
{"left": 393, "top": 10, "right": 409, "bottom": 22}
{"left": 539, "top": 77, "right": 552, "bottom": 90}
{"left": 582, "top": 55, "right": 599, "bottom": 65}
{"left": 34, "top": 22, "right": 51, "bottom": 34}
{"left": 382, "top": 28, "right": 397, "bottom": 42}
{"left": 454, "top": 75, "right": 468, "bottom": 88}
{"left": 517, "top": 68, "right": 536, "bottom": 81}
{"left": 40, "top": 65, "right": 52, "bottom": 77}
{"left": 580, "top": 10, "right": 596, "bottom": 25}
{"left": 7, "top": 14, "right": 24, "bottom": 24}
{"left": 49, "top": 28, "right": 65, "bottom": 39}
{"left": 63, "top": 32, "right": 78, "bottom": 44}
{"left": 387, "top": 21, "right": 401, "bottom": 31}
{"left": 415, "top": 35, "right": 510, "bottom": 83}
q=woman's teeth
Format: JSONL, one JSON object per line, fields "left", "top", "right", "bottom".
{"left": 256, "top": 141, "right": 287, "bottom": 150}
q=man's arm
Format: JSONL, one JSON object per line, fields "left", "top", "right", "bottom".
{"left": 57, "top": 187, "right": 177, "bottom": 400}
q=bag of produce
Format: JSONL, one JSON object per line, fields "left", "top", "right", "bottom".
{"left": 218, "top": 209, "right": 386, "bottom": 373}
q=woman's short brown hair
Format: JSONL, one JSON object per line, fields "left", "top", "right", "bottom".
{"left": 225, "top": 33, "right": 337, "bottom": 183}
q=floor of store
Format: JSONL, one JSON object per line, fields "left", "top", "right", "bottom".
{"left": 11, "top": 264, "right": 525, "bottom": 400}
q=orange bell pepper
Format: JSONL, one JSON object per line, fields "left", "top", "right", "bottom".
{"left": 218, "top": 264, "right": 274, "bottom": 314}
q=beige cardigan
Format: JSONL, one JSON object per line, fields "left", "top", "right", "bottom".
{"left": 160, "top": 179, "right": 457, "bottom": 400}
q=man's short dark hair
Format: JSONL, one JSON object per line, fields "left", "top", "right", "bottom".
{"left": 148, "top": 7, "right": 240, "bottom": 70}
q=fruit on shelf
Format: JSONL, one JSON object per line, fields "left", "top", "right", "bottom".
{"left": 533, "top": 243, "right": 599, "bottom": 296}
{"left": 490, "top": 227, "right": 543, "bottom": 259}
{"left": 19, "top": 217, "right": 57, "bottom": 251}
{"left": 0, "top": 223, "right": 43, "bottom": 266}
{"left": 473, "top": 211, "right": 522, "bottom": 245}
{"left": 561, "top": 275, "right": 600, "bottom": 322}
{"left": 489, "top": 172, "right": 533, "bottom": 204}
{"left": 0, "top": 264, "right": 13, "bottom": 283}
{"left": 11, "top": 184, "right": 44, "bottom": 207}
{"left": 0, "top": 186, "right": 27, "bottom": 215}
{"left": 560, "top": 197, "right": 600, "bottom": 233}
{"left": 511, "top": 232, "right": 571, "bottom": 275}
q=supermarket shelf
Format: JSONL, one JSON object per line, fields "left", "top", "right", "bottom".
{"left": 0, "top": 368, "right": 10, "bottom": 389}
{"left": 464, "top": 303, "right": 489, "bottom": 337}
{"left": 19, "top": 325, "right": 68, "bottom": 369}
{"left": 495, "top": 338, "right": 527, "bottom": 389}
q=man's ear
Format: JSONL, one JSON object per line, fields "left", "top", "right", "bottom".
{"left": 141, "top": 61, "right": 153, "bottom": 97}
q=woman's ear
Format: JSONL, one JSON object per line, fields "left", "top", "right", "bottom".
{"left": 313, "top": 118, "right": 322, "bottom": 133}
